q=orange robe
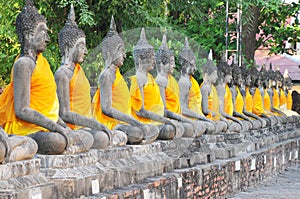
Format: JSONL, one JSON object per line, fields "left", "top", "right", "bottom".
{"left": 272, "top": 88, "right": 280, "bottom": 109}
{"left": 245, "top": 87, "right": 253, "bottom": 113}
{"left": 279, "top": 89, "right": 286, "bottom": 107}
{"left": 252, "top": 88, "right": 265, "bottom": 116}
{"left": 0, "top": 54, "right": 59, "bottom": 135}
{"left": 164, "top": 75, "right": 181, "bottom": 114}
{"left": 224, "top": 84, "right": 233, "bottom": 116}
{"left": 93, "top": 68, "right": 130, "bottom": 130}
{"left": 199, "top": 83, "right": 220, "bottom": 120}
{"left": 263, "top": 89, "right": 271, "bottom": 112}
{"left": 130, "top": 73, "right": 164, "bottom": 125}
{"left": 188, "top": 76, "right": 203, "bottom": 115}
{"left": 67, "top": 63, "right": 92, "bottom": 130}
{"left": 287, "top": 91, "right": 293, "bottom": 110}
{"left": 235, "top": 87, "right": 244, "bottom": 114}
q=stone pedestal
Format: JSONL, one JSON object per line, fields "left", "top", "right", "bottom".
{"left": 0, "top": 159, "right": 55, "bottom": 199}
{"left": 96, "top": 143, "right": 174, "bottom": 190}
{"left": 36, "top": 150, "right": 101, "bottom": 199}
{"left": 158, "top": 138, "right": 215, "bottom": 169}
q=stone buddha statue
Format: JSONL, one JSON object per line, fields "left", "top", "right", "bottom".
{"left": 130, "top": 28, "right": 184, "bottom": 140}
{"left": 230, "top": 64, "right": 257, "bottom": 130}
{"left": 0, "top": 0, "right": 93, "bottom": 155}
{"left": 93, "top": 18, "right": 158, "bottom": 144}
{"left": 155, "top": 34, "right": 196, "bottom": 138}
{"left": 250, "top": 67, "right": 276, "bottom": 126}
{"left": 215, "top": 61, "right": 242, "bottom": 132}
{"left": 199, "top": 51, "right": 228, "bottom": 134}
{"left": 278, "top": 69, "right": 299, "bottom": 120}
{"left": 240, "top": 66, "right": 266, "bottom": 128}
{"left": 55, "top": 5, "right": 127, "bottom": 149}
{"left": 265, "top": 66, "right": 287, "bottom": 124}
{"left": 177, "top": 37, "right": 215, "bottom": 135}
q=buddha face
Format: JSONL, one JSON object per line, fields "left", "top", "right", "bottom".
{"left": 224, "top": 72, "right": 232, "bottom": 84}
{"left": 169, "top": 56, "right": 175, "bottom": 74}
{"left": 112, "top": 43, "right": 125, "bottom": 67}
{"left": 209, "top": 70, "right": 218, "bottom": 84}
{"left": 29, "top": 22, "right": 50, "bottom": 53}
{"left": 70, "top": 37, "right": 87, "bottom": 64}
{"left": 187, "top": 58, "right": 196, "bottom": 75}
{"left": 244, "top": 74, "right": 251, "bottom": 86}
{"left": 234, "top": 73, "right": 243, "bottom": 86}
{"left": 139, "top": 50, "right": 156, "bottom": 72}
{"left": 277, "top": 78, "right": 283, "bottom": 88}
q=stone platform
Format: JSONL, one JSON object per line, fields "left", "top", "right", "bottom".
{"left": 0, "top": 122, "right": 299, "bottom": 199}
{"left": 0, "top": 159, "right": 55, "bottom": 199}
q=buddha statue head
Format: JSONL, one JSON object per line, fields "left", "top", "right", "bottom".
{"left": 202, "top": 50, "right": 218, "bottom": 84}
{"left": 58, "top": 4, "right": 86, "bottom": 64}
{"left": 275, "top": 67, "right": 283, "bottom": 88}
{"left": 133, "top": 28, "right": 155, "bottom": 72}
{"left": 232, "top": 64, "right": 242, "bottom": 86}
{"left": 250, "top": 67, "right": 260, "bottom": 88}
{"left": 216, "top": 60, "right": 232, "bottom": 85}
{"left": 283, "top": 69, "right": 292, "bottom": 90}
{"left": 156, "top": 34, "right": 174, "bottom": 75}
{"left": 102, "top": 16, "right": 125, "bottom": 68}
{"left": 16, "top": 0, "right": 48, "bottom": 56}
{"left": 178, "top": 37, "right": 196, "bottom": 75}
{"left": 241, "top": 65, "right": 251, "bottom": 87}
{"left": 259, "top": 65, "right": 268, "bottom": 88}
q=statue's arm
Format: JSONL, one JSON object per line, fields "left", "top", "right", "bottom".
{"left": 268, "top": 89, "right": 286, "bottom": 115}
{"left": 13, "top": 58, "right": 66, "bottom": 134}
{"left": 100, "top": 72, "right": 142, "bottom": 127}
{"left": 217, "top": 90, "right": 242, "bottom": 125}
{"left": 135, "top": 84, "right": 169, "bottom": 123}
{"left": 179, "top": 79, "right": 211, "bottom": 122}
{"left": 200, "top": 85, "right": 215, "bottom": 117}
{"left": 55, "top": 70, "right": 109, "bottom": 132}
{"left": 231, "top": 87, "right": 251, "bottom": 121}
{"left": 158, "top": 83, "right": 167, "bottom": 110}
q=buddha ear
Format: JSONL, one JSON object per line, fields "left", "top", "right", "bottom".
{"left": 64, "top": 46, "right": 69, "bottom": 57}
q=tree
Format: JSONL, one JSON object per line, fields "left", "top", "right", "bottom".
{"left": 1, "top": 0, "right": 299, "bottom": 85}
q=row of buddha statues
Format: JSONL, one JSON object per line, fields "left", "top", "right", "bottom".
{"left": 0, "top": 1, "right": 298, "bottom": 164}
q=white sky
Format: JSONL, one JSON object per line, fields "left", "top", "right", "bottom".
{"left": 283, "top": 0, "right": 298, "bottom": 3}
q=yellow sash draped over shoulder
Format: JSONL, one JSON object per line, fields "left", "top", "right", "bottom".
{"left": 287, "top": 91, "right": 293, "bottom": 110}
{"left": 188, "top": 76, "right": 202, "bottom": 115}
{"left": 235, "top": 87, "right": 244, "bottom": 114}
{"left": 272, "top": 88, "right": 280, "bottom": 109}
{"left": 0, "top": 54, "right": 59, "bottom": 135}
{"left": 263, "top": 89, "right": 271, "bottom": 111}
{"left": 130, "top": 73, "right": 164, "bottom": 125}
{"left": 245, "top": 87, "right": 253, "bottom": 112}
{"left": 165, "top": 75, "right": 181, "bottom": 114}
{"left": 252, "top": 88, "right": 265, "bottom": 116}
{"left": 93, "top": 68, "right": 130, "bottom": 130}
{"left": 224, "top": 84, "right": 233, "bottom": 116}
{"left": 68, "top": 63, "right": 91, "bottom": 130}
{"left": 279, "top": 88, "right": 286, "bottom": 107}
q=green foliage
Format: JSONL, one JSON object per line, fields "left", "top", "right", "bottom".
{"left": 0, "top": 0, "right": 299, "bottom": 84}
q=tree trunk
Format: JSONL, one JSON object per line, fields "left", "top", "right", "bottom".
{"left": 242, "top": 5, "right": 260, "bottom": 66}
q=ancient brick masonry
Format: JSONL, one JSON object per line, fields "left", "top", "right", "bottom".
{"left": 0, "top": 124, "right": 299, "bottom": 199}
{"left": 93, "top": 139, "right": 299, "bottom": 199}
